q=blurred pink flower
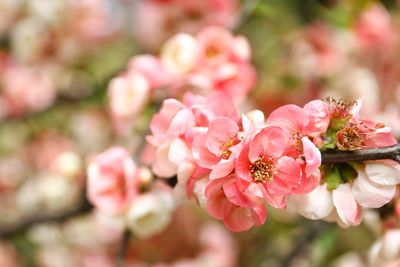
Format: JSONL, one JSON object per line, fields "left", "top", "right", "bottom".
{"left": 87, "top": 147, "right": 138, "bottom": 215}
{"left": 108, "top": 72, "right": 150, "bottom": 119}
{"left": 134, "top": 0, "right": 239, "bottom": 51}
{"left": 354, "top": 4, "right": 393, "bottom": 50}
{"left": 0, "top": 62, "right": 56, "bottom": 117}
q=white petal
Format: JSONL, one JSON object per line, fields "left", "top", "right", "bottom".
{"left": 290, "top": 184, "right": 333, "bottom": 220}
{"left": 365, "top": 161, "right": 400, "bottom": 185}
{"left": 352, "top": 170, "right": 396, "bottom": 208}
{"left": 332, "top": 184, "right": 362, "bottom": 227}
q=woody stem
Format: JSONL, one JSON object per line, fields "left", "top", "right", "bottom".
{"left": 321, "top": 144, "right": 400, "bottom": 164}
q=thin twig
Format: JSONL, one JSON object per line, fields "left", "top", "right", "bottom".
{"left": 0, "top": 195, "right": 92, "bottom": 239}
{"left": 321, "top": 144, "right": 400, "bottom": 164}
{"left": 116, "top": 230, "right": 131, "bottom": 267}
{"left": 280, "top": 221, "right": 331, "bottom": 267}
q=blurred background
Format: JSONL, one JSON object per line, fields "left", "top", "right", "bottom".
{"left": 0, "top": 0, "right": 400, "bottom": 266}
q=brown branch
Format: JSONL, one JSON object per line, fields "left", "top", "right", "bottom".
{"left": 321, "top": 144, "right": 400, "bottom": 164}
{"left": 116, "top": 230, "right": 131, "bottom": 267}
{"left": 0, "top": 195, "right": 93, "bottom": 239}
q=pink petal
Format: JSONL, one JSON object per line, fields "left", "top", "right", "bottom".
{"left": 150, "top": 99, "right": 185, "bottom": 137}
{"left": 205, "top": 178, "right": 227, "bottom": 219}
{"left": 166, "top": 108, "right": 195, "bottom": 139}
{"left": 303, "top": 100, "right": 330, "bottom": 136}
{"left": 332, "top": 184, "right": 362, "bottom": 227}
{"left": 267, "top": 104, "right": 309, "bottom": 133}
{"left": 192, "top": 133, "right": 220, "bottom": 168}
{"left": 168, "top": 138, "right": 192, "bottom": 166}
{"left": 235, "top": 144, "right": 253, "bottom": 182}
{"left": 152, "top": 143, "right": 177, "bottom": 177}
{"left": 205, "top": 91, "right": 239, "bottom": 121}
{"left": 302, "top": 137, "right": 321, "bottom": 177}
{"left": 352, "top": 170, "right": 396, "bottom": 208}
{"left": 249, "top": 126, "right": 287, "bottom": 162}
{"left": 223, "top": 179, "right": 258, "bottom": 208}
{"left": 222, "top": 202, "right": 266, "bottom": 232}
{"left": 268, "top": 156, "right": 302, "bottom": 195}
{"left": 206, "top": 117, "right": 239, "bottom": 156}
{"left": 209, "top": 159, "right": 235, "bottom": 179}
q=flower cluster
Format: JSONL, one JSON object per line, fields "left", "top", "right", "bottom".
{"left": 290, "top": 98, "right": 399, "bottom": 227}
{"left": 87, "top": 147, "right": 175, "bottom": 238}
{"left": 107, "top": 26, "right": 255, "bottom": 132}
{"left": 144, "top": 94, "right": 400, "bottom": 232}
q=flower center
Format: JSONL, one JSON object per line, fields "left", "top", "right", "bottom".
{"left": 336, "top": 123, "right": 366, "bottom": 150}
{"left": 220, "top": 137, "right": 239, "bottom": 160}
{"left": 326, "top": 97, "right": 356, "bottom": 119}
{"left": 249, "top": 156, "right": 277, "bottom": 183}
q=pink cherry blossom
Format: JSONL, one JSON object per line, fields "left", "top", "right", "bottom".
{"left": 0, "top": 62, "right": 56, "bottom": 117}
{"left": 235, "top": 126, "right": 302, "bottom": 207}
{"left": 354, "top": 4, "right": 393, "bottom": 50}
{"left": 205, "top": 175, "right": 266, "bottom": 232}
{"left": 161, "top": 33, "right": 201, "bottom": 75}
{"left": 108, "top": 72, "right": 150, "bottom": 119}
{"left": 266, "top": 103, "right": 323, "bottom": 194}
{"left": 192, "top": 116, "right": 241, "bottom": 179}
{"left": 127, "top": 55, "right": 172, "bottom": 88}
{"left": 134, "top": 0, "right": 239, "bottom": 51}
{"left": 87, "top": 147, "right": 138, "bottom": 214}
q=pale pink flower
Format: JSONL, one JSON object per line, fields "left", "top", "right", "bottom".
{"left": 369, "top": 229, "right": 400, "bottom": 266}
{"left": 161, "top": 33, "right": 201, "bottom": 74}
{"left": 235, "top": 126, "right": 301, "bottom": 207}
{"left": 67, "top": 0, "right": 116, "bottom": 42}
{"left": 205, "top": 175, "right": 266, "bottom": 232}
{"left": 127, "top": 55, "right": 171, "bottom": 88}
{"left": 354, "top": 4, "right": 392, "bottom": 50}
{"left": 192, "top": 116, "right": 241, "bottom": 179}
{"left": 148, "top": 99, "right": 195, "bottom": 147}
{"left": 87, "top": 147, "right": 138, "bottom": 214}
{"left": 0, "top": 63, "right": 56, "bottom": 117}
{"left": 108, "top": 72, "right": 150, "bottom": 119}
{"left": 134, "top": 0, "right": 239, "bottom": 51}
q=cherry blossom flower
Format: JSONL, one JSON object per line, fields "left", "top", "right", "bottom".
{"left": 205, "top": 175, "right": 266, "bottom": 232}
{"left": 87, "top": 147, "right": 138, "bottom": 215}
{"left": 235, "top": 126, "right": 301, "bottom": 207}
{"left": 108, "top": 72, "right": 150, "bottom": 119}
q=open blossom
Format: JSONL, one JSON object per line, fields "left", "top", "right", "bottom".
{"left": 266, "top": 102, "right": 325, "bottom": 193}
{"left": 205, "top": 175, "right": 266, "bottom": 232}
{"left": 87, "top": 147, "right": 138, "bottom": 215}
{"left": 147, "top": 91, "right": 239, "bottom": 179}
{"left": 236, "top": 126, "right": 302, "bottom": 208}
